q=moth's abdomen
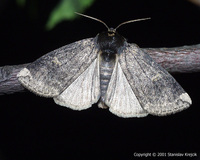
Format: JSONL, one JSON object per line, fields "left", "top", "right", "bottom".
{"left": 100, "top": 64, "right": 114, "bottom": 97}
{"left": 99, "top": 53, "right": 116, "bottom": 108}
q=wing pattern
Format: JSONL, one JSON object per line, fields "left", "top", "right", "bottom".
{"left": 17, "top": 38, "right": 99, "bottom": 97}
{"left": 105, "top": 58, "right": 148, "bottom": 117}
{"left": 118, "top": 43, "right": 192, "bottom": 116}
{"left": 54, "top": 57, "right": 100, "bottom": 110}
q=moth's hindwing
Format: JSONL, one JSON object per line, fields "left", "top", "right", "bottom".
{"left": 119, "top": 43, "right": 192, "bottom": 116}
{"left": 105, "top": 57, "right": 148, "bottom": 118}
{"left": 53, "top": 57, "right": 100, "bottom": 110}
{"left": 17, "top": 38, "right": 98, "bottom": 97}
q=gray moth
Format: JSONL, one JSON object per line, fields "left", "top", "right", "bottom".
{"left": 17, "top": 13, "right": 192, "bottom": 118}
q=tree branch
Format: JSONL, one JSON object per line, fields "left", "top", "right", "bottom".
{"left": 0, "top": 44, "right": 200, "bottom": 95}
{"left": 143, "top": 44, "right": 200, "bottom": 73}
{"left": 0, "top": 63, "right": 29, "bottom": 95}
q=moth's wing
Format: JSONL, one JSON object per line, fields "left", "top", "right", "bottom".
{"left": 53, "top": 57, "right": 100, "bottom": 110}
{"left": 119, "top": 43, "right": 192, "bottom": 116}
{"left": 17, "top": 38, "right": 98, "bottom": 97}
{"left": 105, "top": 59, "right": 148, "bottom": 118}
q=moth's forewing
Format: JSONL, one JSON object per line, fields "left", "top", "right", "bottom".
{"left": 17, "top": 38, "right": 98, "bottom": 97}
{"left": 119, "top": 43, "right": 192, "bottom": 116}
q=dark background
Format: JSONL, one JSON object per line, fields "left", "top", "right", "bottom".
{"left": 0, "top": 0, "right": 200, "bottom": 159}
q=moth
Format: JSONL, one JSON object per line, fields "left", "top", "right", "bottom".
{"left": 17, "top": 13, "right": 192, "bottom": 118}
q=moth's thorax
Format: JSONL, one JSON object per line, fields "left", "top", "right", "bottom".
{"left": 97, "top": 31, "right": 126, "bottom": 56}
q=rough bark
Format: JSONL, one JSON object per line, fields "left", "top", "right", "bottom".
{"left": 144, "top": 44, "right": 200, "bottom": 73}
{"left": 0, "top": 44, "right": 200, "bottom": 95}
{"left": 0, "top": 63, "right": 29, "bottom": 95}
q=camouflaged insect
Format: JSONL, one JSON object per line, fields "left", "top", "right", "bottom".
{"left": 17, "top": 13, "right": 192, "bottom": 118}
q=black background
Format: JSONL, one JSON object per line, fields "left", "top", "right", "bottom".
{"left": 0, "top": 0, "right": 200, "bottom": 159}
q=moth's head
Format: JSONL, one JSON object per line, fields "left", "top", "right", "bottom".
{"left": 107, "top": 28, "right": 116, "bottom": 36}
{"left": 75, "top": 12, "right": 150, "bottom": 53}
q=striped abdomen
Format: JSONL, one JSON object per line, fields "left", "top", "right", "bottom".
{"left": 99, "top": 52, "right": 116, "bottom": 108}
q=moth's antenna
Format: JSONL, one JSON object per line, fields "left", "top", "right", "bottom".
{"left": 75, "top": 12, "right": 150, "bottom": 33}
{"left": 75, "top": 12, "right": 110, "bottom": 30}
{"left": 115, "top": 17, "right": 151, "bottom": 30}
